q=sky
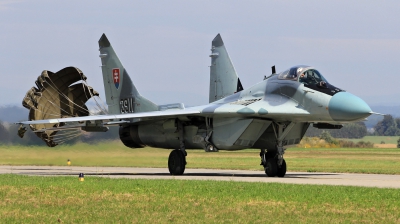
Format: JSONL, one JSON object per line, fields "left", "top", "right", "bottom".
{"left": 1, "top": 0, "right": 400, "bottom": 109}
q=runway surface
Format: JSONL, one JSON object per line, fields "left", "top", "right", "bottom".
{"left": 1, "top": 165, "right": 399, "bottom": 188}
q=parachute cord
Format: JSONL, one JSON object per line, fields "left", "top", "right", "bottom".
{"left": 78, "top": 76, "right": 108, "bottom": 114}
{"left": 36, "top": 91, "right": 75, "bottom": 118}
{"left": 41, "top": 84, "right": 85, "bottom": 116}
{"left": 38, "top": 88, "right": 73, "bottom": 116}
{"left": 56, "top": 133, "right": 83, "bottom": 143}
{"left": 42, "top": 79, "right": 103, "bottom": 117}
{"left": 93, "top": 95, "right": 109, "bottom": 114}
{"left": 45, "top": 77, "right": 92, "bottom": 114}
{"left": 42, "top": 82, "right": 91, "bottom": 115}
{"left": 42, "top": 130, "right": 82, "bottom": 144}
{"left": 53, "top": 132, "right": 83, "bottom": 144}
{"left": 81, "top": 77, "right": 108, "bottom": 114}
{"left": 80, "top": 78, "right": 108, "bottom": 115}
{"left": 46, "top": 129, "right": 81, "bottom": 138}
{"left": 95, "top": 92, "right": 110, "bottom": 114}
{"left": 80, "top": 83, "right": 105, "bottom": 115}
{"left": 90, "top": 95, "right": 108, "bottom": 115}
{"left": 31, "top": 107, "right": 63, "bottom": 118}
{"left": 41, "top": 122, "right": 81, "bottom": 141}
{"left": 23, "top": 97, "right": 64, "bottom": 118}
{"left": 52, "top": 132, "right": 82, "bottom": 142}
{"left": 79, "top": 79, "right": 96, "bottom": 113}
{"left": 46, "top": 81, "right": 91, "bottom": 114}
{"left": 48, "top": 128, "right": 83, "bottom": 142}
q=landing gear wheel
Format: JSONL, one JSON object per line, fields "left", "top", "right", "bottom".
{"left": 168, "top": 150, "right": 186, "bottom": 175}
{"left": 264, "top": 158, "right": 278, "bottom": 177}
{"left": 277, "top": 159, "right": 286, "bottom": 178}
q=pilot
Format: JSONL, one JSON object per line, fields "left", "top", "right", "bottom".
{"left": 299, "top": 72, "right": 311, "bottom": 85}
{"left": 299, "top": 73, "right": 307, "bottom": 82}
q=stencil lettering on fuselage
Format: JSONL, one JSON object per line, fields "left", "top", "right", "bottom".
{"left": 120, "top": 98, "right": 135, "bottom": 113}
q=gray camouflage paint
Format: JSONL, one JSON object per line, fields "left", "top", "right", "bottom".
{"left": 209, "top": 34, "right": 241, "bottom": 103}
{"left": 99, "top": 34, "right": 157, "bottom": 115}
{"left": 19, "top": 34, "right": 372, "bottom": 151}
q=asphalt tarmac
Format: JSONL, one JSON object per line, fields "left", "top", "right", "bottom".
{"left": 1, "top": 165, "right": 399, "bottom": 188}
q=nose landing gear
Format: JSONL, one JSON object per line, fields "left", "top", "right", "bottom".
{"left": 260, "top": 122, "right": 294, "bottom": 178}
{"left": 260, "top": 149, "right": 286, "bottom": 177}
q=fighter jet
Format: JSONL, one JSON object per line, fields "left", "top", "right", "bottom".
{"left": 17, "top": 33, "right": 373, "bottom": 177}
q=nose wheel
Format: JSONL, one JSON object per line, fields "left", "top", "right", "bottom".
{"left": 260, "top": 122, "right": 294, "bottom": 177}
{"left": 262, "top": 155, "right": 287, "bottom": 177}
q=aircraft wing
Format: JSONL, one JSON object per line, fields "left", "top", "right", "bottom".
{"left": 17, "top": 100, "right": 311, "bottom": 130}
{"left": 17, "top": 108, "right": 203, "bottom": 125}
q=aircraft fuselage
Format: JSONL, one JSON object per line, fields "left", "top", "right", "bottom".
{"left": 121, "top": 65, "right": 371, "bottom": 151}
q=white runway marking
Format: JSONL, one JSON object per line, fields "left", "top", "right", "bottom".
{"left": 1, "top": 165, "right": 399, "bottom": 189}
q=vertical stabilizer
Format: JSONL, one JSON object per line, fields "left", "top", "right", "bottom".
{"left": 209, "top": 34, "right": 243, "bottom": 103}
{"left": 98, "top": 34, "right": 158, "bottom": 114}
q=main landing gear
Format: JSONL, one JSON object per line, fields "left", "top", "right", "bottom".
{"left": 168, "top": 120, "right": 187, "bottom": 175}
{"left": 260, "top": 122, "right": 296, "bottom": 178}
{"left": 168, "top": 149, "right": 186, "bottom": 175}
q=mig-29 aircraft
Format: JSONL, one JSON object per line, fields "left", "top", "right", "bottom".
{"left": 17, "top": 34, "right": 373, "bottom": 177}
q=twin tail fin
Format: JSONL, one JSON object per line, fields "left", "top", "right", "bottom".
{"left": 98, "top": 34, "right": 158, "bottom": 114}
{"left": 209, "top": 34, "right": 243, "bottom": 103}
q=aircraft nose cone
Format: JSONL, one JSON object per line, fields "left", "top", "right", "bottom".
{"left": 329, "top": 92, "right": 371, "bottom": 121}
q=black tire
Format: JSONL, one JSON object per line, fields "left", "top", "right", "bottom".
{"left": 260, "top": 150, "right": 276, "bottom": 166}
{"left": 168, "top": 150, "right": 186, "bottom": 175}
{"left": 264, "top": 158, "right": 278, "bottom": 177}
{"left": 277, "top": 159, "right": 286, "bottom": 178}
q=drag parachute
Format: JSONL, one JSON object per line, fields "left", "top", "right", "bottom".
{"left": 20, "top": 67, "right": 105, "bottom": 147}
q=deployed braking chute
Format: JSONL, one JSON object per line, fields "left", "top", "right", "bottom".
{"left": 19, "top": 67, "right": 104, "bottom": 147}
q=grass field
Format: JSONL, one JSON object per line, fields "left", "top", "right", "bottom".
{"left": 1, "top": 142, "right": 400, "bottom": 174}
{"left": 347, "top": 136, "right": 400, "bottom": 144}
{"left": 1, "top": 174, "right": 399, "bottom": 223}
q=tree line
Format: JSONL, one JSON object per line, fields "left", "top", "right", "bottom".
{"left": 305, "top": 122, "right": 368, "bottom": 138}
{"left": 306, "top": 115, "right": 400, "bottom": 139}
{"left": 373, "top": 115, "right": 400, "bottom": 136}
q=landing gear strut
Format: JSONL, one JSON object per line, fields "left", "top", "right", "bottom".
{"left": 260, "top": 122, "right": 295, "bottom": 178}
{"left": 168, "top": 120, "right": 187, "bottom": 175}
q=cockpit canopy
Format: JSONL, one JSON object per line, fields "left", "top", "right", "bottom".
{"left": 278, "top": 66, "right": 327, "bottom": 83}
{"left": 277, "top": 65, "right": 342, "bottom": 96}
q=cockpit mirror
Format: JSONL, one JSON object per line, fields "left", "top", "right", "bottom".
{"left": 319, "top": 81, "right": 328, "bottom": 88}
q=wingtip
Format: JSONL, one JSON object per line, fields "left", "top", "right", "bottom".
{"left": 99, "top": 33, "right": 111, "bottom": 48}
{"left": 212, "top": 33, "right": 224, "bottom": 47}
